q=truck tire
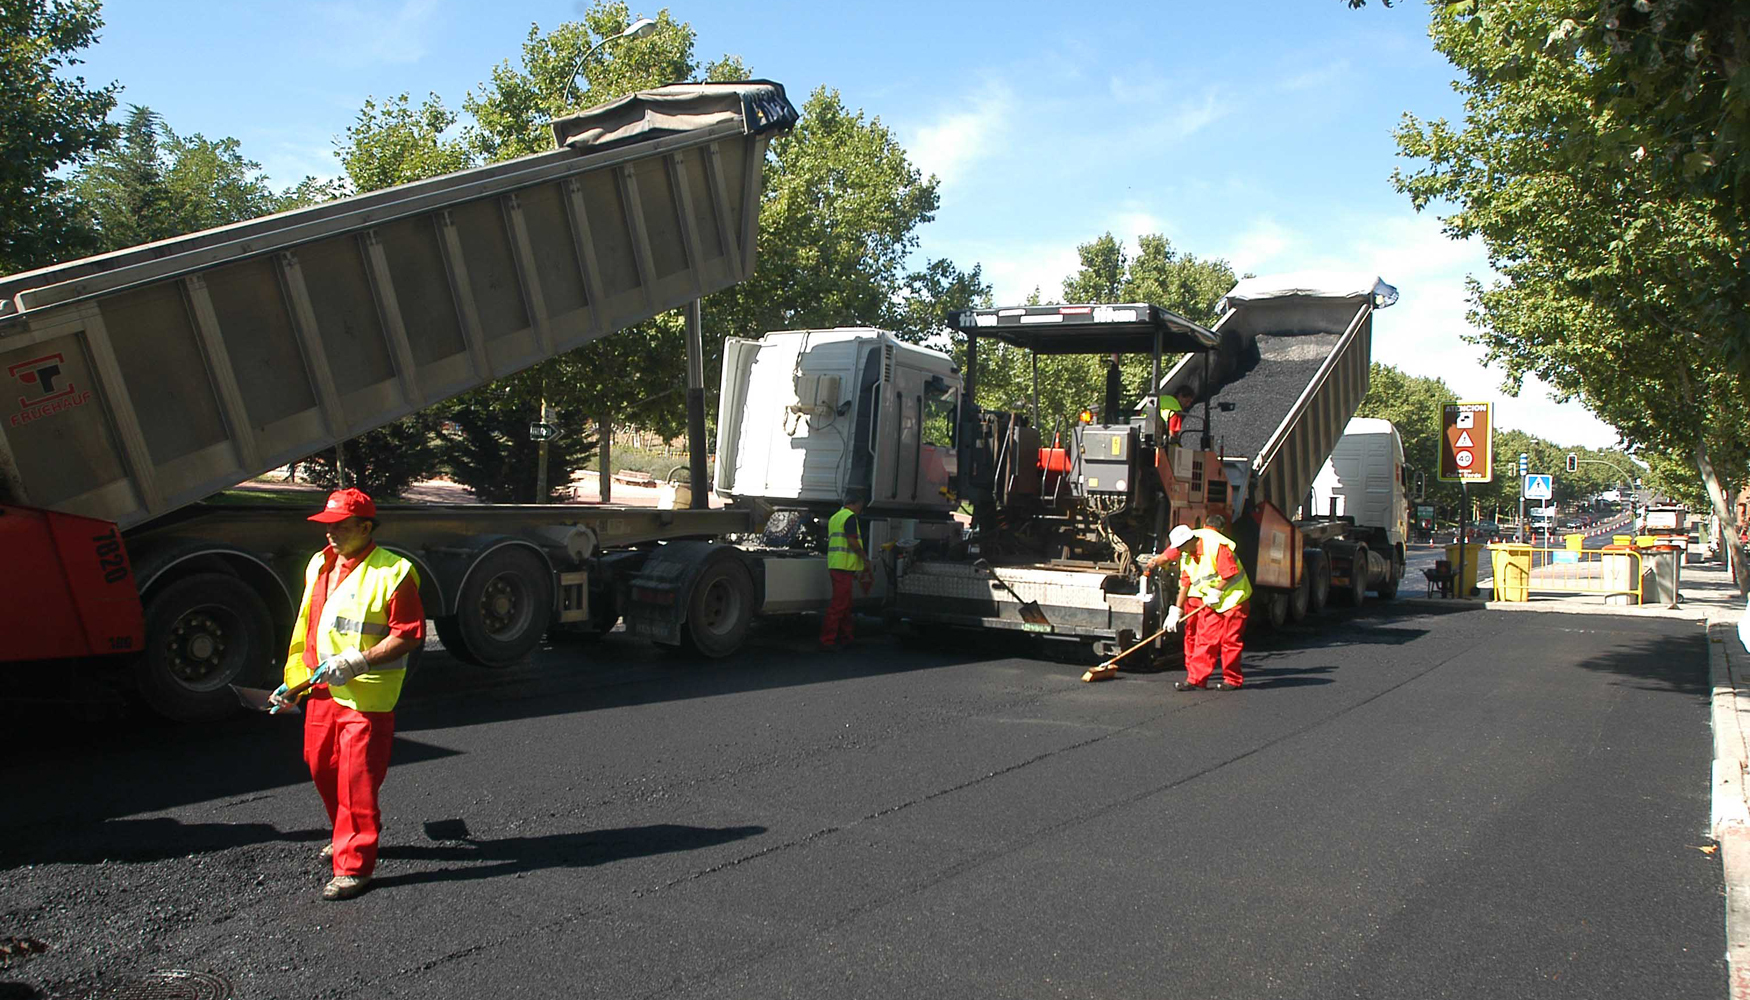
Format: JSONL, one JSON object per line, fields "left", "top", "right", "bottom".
{"left": 679, "top": 556, "right": 755, "bottom": 658}
{"left": 1341, "top": 547, "right": 1369, "bottom": 607}
{"left": 1255, "top": 590, "right": 1288, "bottom": 630}
{"left": 433, "top": 615, "right": 481, "bottom": 666}
{"left": 1288, "top": 568, "right": 1311, "bottom": 622}
{"left": 1375, "top": 547, "right": 1402, "bottom": 600}
{"left": 454, "top": 547, "right": 553, "bottom": 667}
{"left": 1306, "top": 550, "right": 1331, "bottom": 614}
{"left": 137, "top": 572, "right": 276, "bottom": 722}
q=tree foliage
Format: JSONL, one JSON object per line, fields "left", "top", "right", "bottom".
{"left": 1393, "top": 0, "right": 1750, "bottom": 581}
{"left": 0, "top": 0, "right": 117, "bottom": 272}
{"left": 69, "top": 105, "right": 331, "bottom": 252}
{"left": 974, "top": 232, "right": 1235, "bottom": 429}
{"left": 1358, "top": 362, "right": 1638, "bottom": 523}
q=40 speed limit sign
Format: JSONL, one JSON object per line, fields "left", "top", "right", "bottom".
{"left": 1439, "top": 401, "right": 1493, "bottom": 483}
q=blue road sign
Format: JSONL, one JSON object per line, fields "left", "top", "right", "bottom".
{"left": 1524, "top": 474, "right": 1552, "bottom": 500}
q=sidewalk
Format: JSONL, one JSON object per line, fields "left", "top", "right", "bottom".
{"left": 1702, "top": 565, "right": 1750, "bottom": 999}
{"left": 1476, "top": 556, "right": 1744, "bottom": 621}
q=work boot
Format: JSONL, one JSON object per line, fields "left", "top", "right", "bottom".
{"left": 1174, "top": 681, "right": 1206, "bottom": 692}
{"left": 319, "top": 843, "right": 334, "bottom": 860}
{"left": 322, "top": 875, "right": 370, "bottom": 901}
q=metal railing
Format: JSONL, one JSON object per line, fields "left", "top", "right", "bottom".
{"left": 1488, "top": 544, "right": 1644, "bottom": 603}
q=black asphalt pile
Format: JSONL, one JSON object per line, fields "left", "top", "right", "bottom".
{"left": 1178, "top": 331, "right": 1340, "bottom": 461}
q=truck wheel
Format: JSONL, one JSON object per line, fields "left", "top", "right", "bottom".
{"left": 1306, "top": 551, "right": 1331, "bottom": 614}
{"left": 433, "top": 615, "right": 482, "bottom": 666}
{"left": 1256, "top": 590, "right": 1288, "bottom": 630}
{"left": 680, "top": 556, "right": 755, "bottom": 658}
{"left": 1341, "top": 547, "right": 1369, "bottom": 607}
{"left": 455, "top": 547, "right": 553, "bottom": 667}
{"left": 1288, "top": 569, "right": 1310, "bottom": 623}
{"left": 137, "top": 573, "right": 276, "bottom": 722}
{"left": 1375, "top": 549, "right": 1401, "bottom": 600}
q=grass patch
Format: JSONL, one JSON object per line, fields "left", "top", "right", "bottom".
{"left": 207, "top": 487, "right": 318, "bottom": 507}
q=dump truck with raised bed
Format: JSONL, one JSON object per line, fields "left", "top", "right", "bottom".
{"left": 0, "top": 82, "right": 799, "bottom": 719}
{"left": 706, "top": 275, "right": 1400, "bottom": 663}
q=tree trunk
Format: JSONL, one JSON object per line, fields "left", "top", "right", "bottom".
{"left": 1695, "top": 437, "right": 1747, "bottom": 594}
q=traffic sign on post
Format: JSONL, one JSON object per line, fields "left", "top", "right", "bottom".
{"left": 1523, "top": 474, "right": 1552, "bottom": 500}
{"left": 528, "top": 422, "right": 561, "bottom": 442}
{"left": 1438, "top": 401, "right": 1494, "bottom": 482}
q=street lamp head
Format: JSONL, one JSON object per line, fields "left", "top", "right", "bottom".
{"left": 560, "top": 17, "right": 663, "bottom": 108}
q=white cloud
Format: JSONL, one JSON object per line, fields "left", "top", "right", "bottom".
{"left": 312, "top": 0, "right": 440, "bottom": 66}
{"left": 1216, "top": 209, "right": 1622, "bottom": 448}
{"left": 1222, "top": 215, "right": 1295, "bottom": 273}
{"left": 907, "top": 82, "right": 1017, "bottom": 188}
{"left": 1109, "top": 73, "right": 1169, "bottom": 105}
{"left": 1147, "top": 88, "right": 1229, "bottom": 142}
{"left": 1279, "top": 58, "right": 1352, "bottom": 93}
{"left": 977, "top": 241, "right": 1085, "bottom": 304}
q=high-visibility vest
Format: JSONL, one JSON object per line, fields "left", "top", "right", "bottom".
{"left": 827, "top": 507, "right": 866, "bottom": 572}
{"left": 1183, "top": 527, "right": 1251, "bottom": 613}
{"left": 284, "top": 545, "right": 419, "bottom": 712}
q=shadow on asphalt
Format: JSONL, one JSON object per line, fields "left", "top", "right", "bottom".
{"left": 370, "top": 821, "right": 766, "bottom": 888}
{"left": 1562, "top": 622, "right": 1710, "bottom": 697}
{"left": 0, "top": 817, "right": 329, "bottom": 869}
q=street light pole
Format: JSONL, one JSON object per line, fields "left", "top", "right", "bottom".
{"left": 560, "top": 17, "right": 659, "bottom": 108}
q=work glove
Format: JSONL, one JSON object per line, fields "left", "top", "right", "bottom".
{"left": 1163, "top": 605, "right": 1182, "bottom": 633}
{"left": 268, "top": 683, "right": 298, "bottom": 715}
{"left": 314, "top": 648, "right": 370, "bottom": 687}
{"left": 859, "top": 570, "right": 874, "bottom": 595}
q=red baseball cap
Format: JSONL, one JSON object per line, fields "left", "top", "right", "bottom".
{"left": 308, "top": 488, "right": 377, "bottom": 523}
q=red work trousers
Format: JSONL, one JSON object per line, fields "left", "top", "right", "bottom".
{"left": 1183, "top": 597, "right": 1249, "bottom": 688}
{"left": 303, "top": 690, "right": 395, "bottom": 878}
{"left": 820, "top": 569, "right": 857, "bottom": 646}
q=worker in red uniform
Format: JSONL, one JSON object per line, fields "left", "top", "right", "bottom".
{"left": 270, "top": 488, "right": 424, "bottom": 900}
{"left": 820, "top": 488, "right": 873, "bottom": 648}
{"left": 1147, "top": 523, "right": 1252, "bottom": 691}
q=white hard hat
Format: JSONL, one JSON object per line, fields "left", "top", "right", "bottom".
{"left": 1167, "top": 524, "right": 1194, "bottom": 550}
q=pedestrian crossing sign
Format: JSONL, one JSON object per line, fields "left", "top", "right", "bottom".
{"left": 1523, "top": 474, "right": 1552, "bottom": 500}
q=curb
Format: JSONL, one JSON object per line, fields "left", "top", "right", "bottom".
{"left": 1710, "top": 610, "right": 1750, "bottom": 1000}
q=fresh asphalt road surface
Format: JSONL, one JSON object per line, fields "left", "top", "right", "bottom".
{"left": 2, "top": 600, "right": 1723, "bottom": 999}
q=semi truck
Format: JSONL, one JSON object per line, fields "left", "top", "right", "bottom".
{"left": 1, "top": 81, "right": 801, "bottom": 719}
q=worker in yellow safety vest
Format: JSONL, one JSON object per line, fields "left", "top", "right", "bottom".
{"left": 1147, "top": 523, "right": 1252, "bottom": 691}
{"left": 820, "top": 488, "right": 873, "bottom": 648}
{"left": 269, "top": 488, "right": 424, "bottom": 901}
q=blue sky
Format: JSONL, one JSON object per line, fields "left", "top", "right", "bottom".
{"left": 76, "top": 0, "right": 1619, "bottom": 448}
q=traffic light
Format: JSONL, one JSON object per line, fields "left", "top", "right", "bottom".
{"left": 1565, "top": 453, "right": 1577, "bottom": 473}
{"left": 1415, "top": 471, "right": 1425, "bottom": 499}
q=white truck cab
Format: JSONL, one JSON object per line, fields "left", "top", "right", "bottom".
{"left": 1309, "top": 417, "right": 1408, "bottom": 549}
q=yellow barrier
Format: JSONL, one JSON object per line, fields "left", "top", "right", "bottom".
{"left": 1485, "top": 544, "right": 1643, "bottom": 603}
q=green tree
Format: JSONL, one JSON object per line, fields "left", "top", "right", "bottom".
{"left": 339, "top": 93, "right": 472, "bottom": 194}
{"left": 974, "top": 232, "right": 1234, "bottom": 429}
{"left": 0, "top": 0, "right": 117, "bottom": 272}
{"left": 70, "top": 105, "right": 314, "bottom": 252}
{"left": 463, "top": 3, "right": 746, "bottom": 164}
{"left": 1393, "top": 0, "right": 1750, "bottom": 586}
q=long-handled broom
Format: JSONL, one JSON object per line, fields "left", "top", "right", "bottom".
{"left": 1081, "top": 604, "right": 1209, "bottom": 682}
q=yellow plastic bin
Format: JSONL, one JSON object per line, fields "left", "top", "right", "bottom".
{"left": 1612, "top": 534, "right": 1632, "bottom": 546}
{"left": 1564, "top": 533, "right": 1585, "bottom": 552}
{"left": 1488, "top": 544, "right": 1532, "bottom": 602}
{"left": 1444, "top": 542, "right": 1483, "bottom": 598}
